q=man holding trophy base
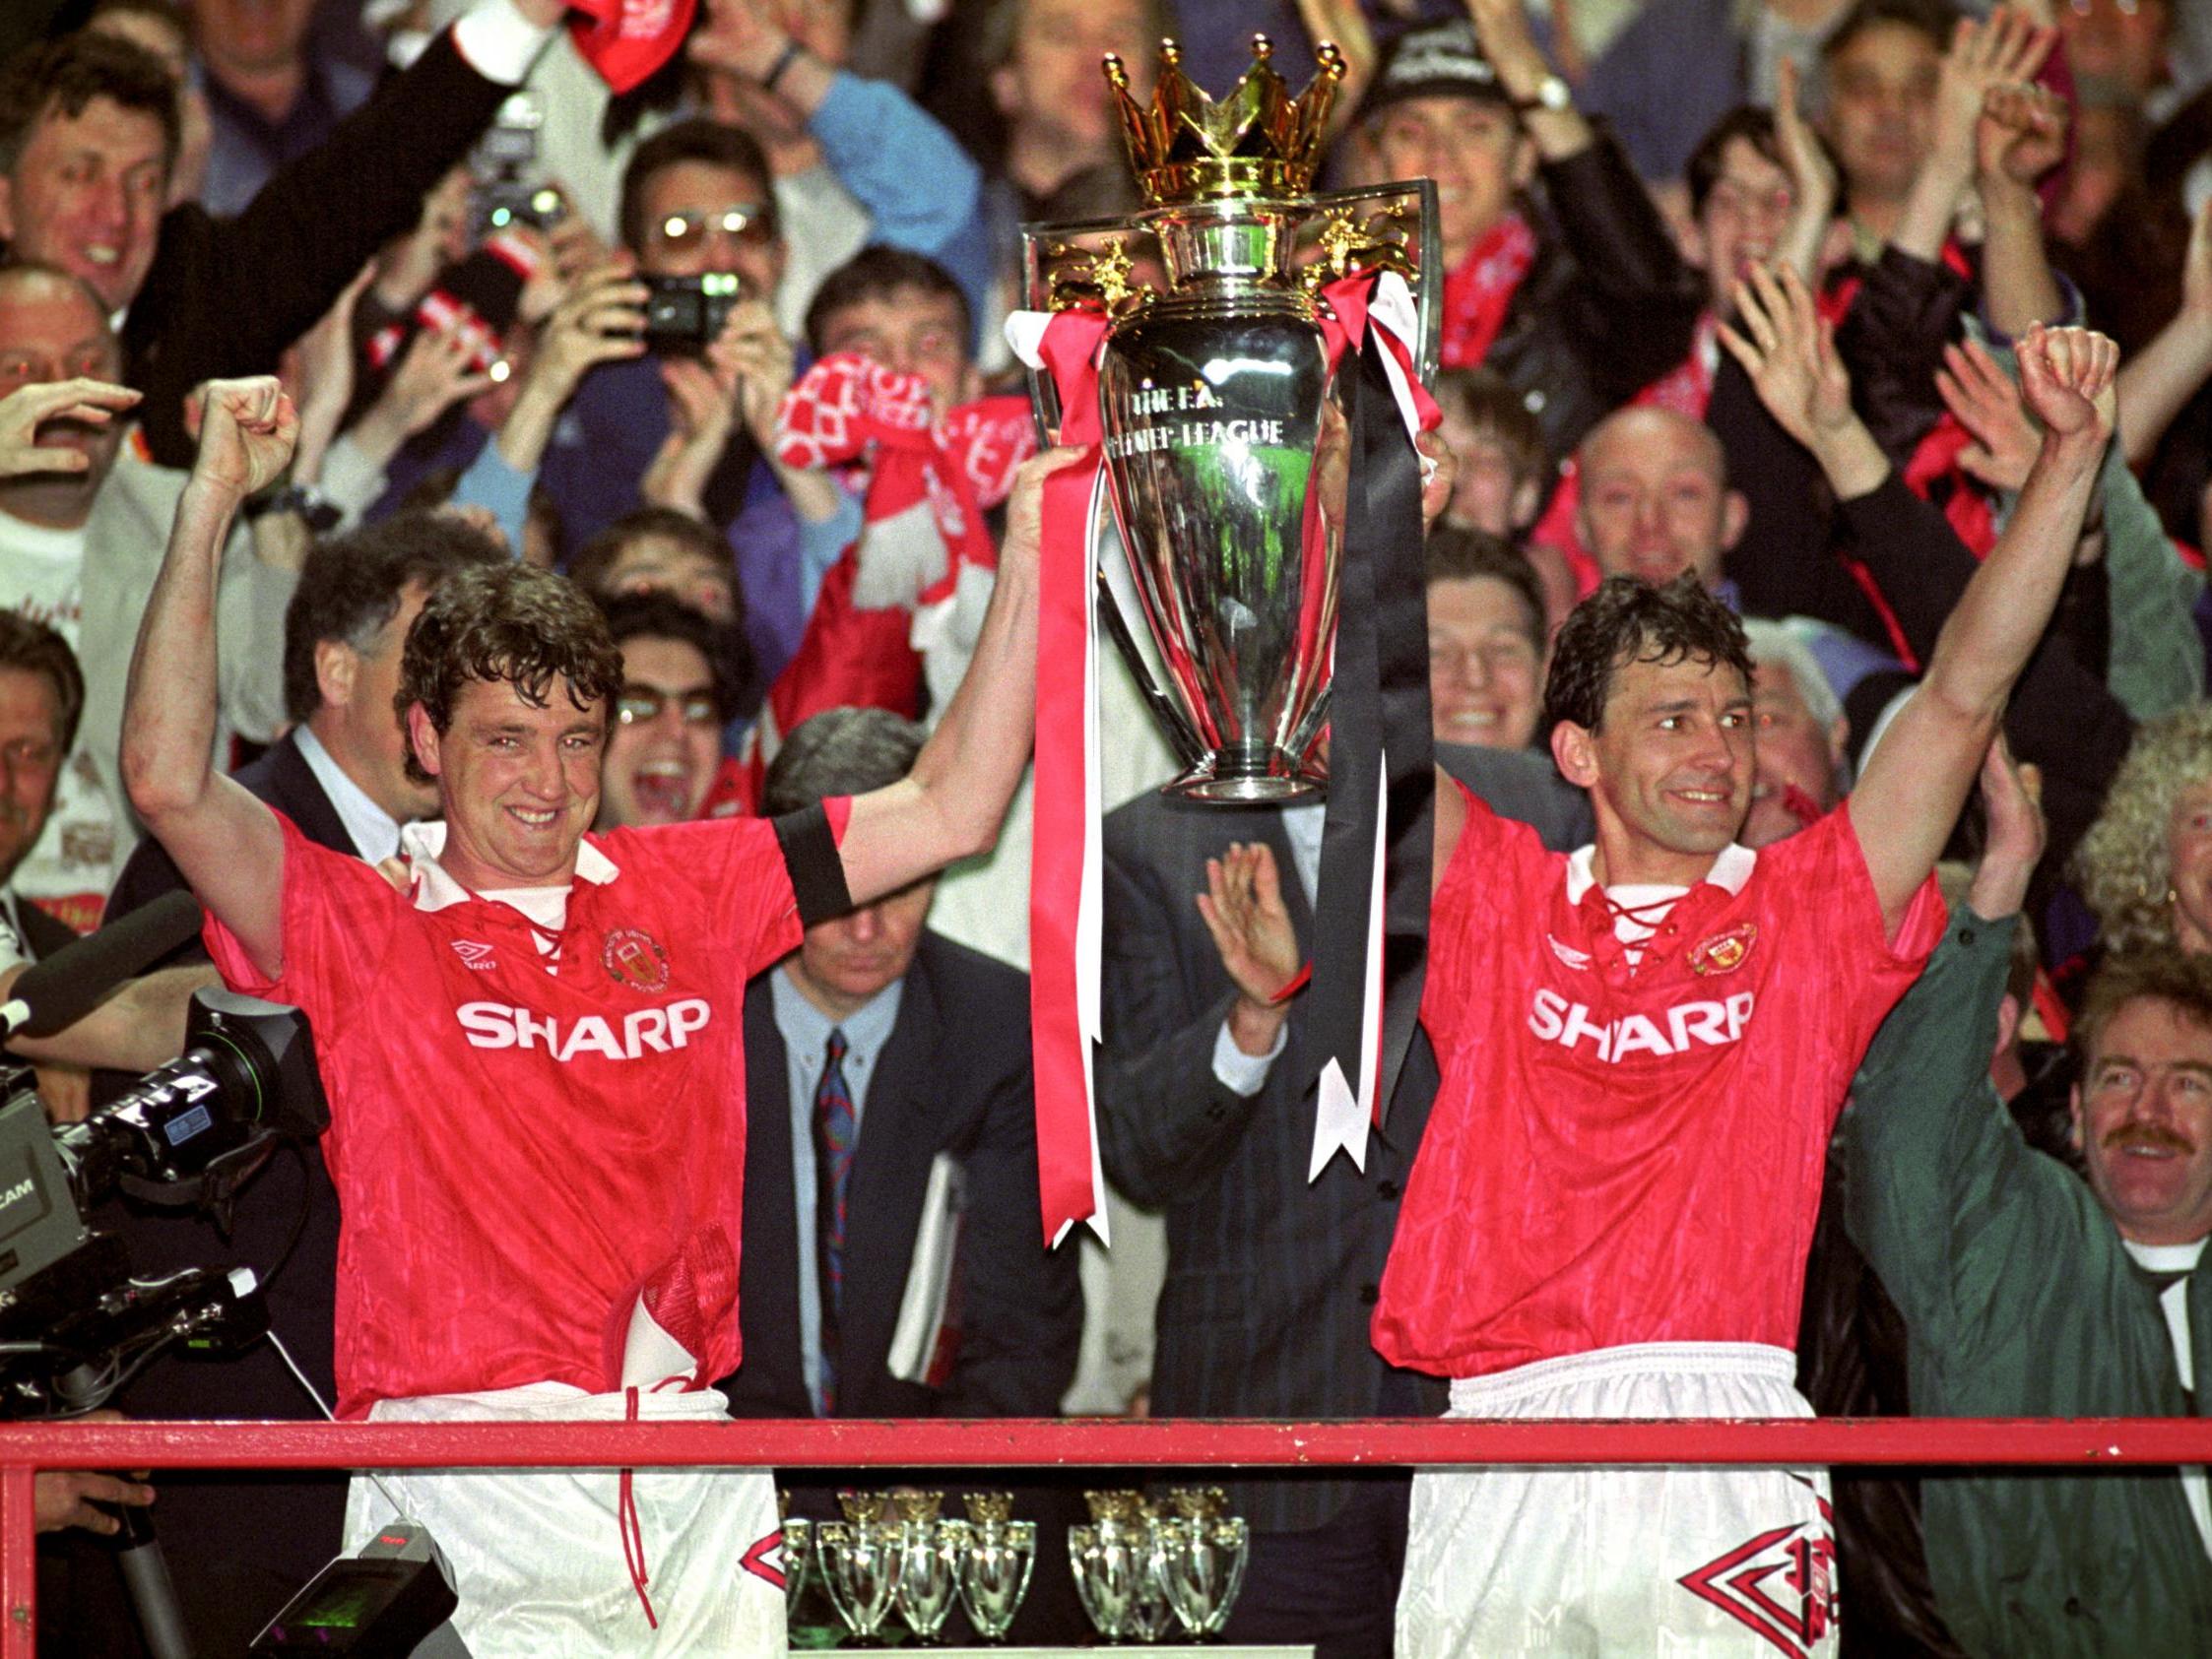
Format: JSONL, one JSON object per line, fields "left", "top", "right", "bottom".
{"left": 1014, "top": 25, "right": 2128, "bottom": 1650}
{"left": 1382, "top": 304, "right": 2122, "bottom": 1649}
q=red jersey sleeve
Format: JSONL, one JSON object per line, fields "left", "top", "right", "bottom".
{"left": 200, "top": 808, "right": 407, "bottom": 1054}
{"left": 1423, "top": 781, "right": 1555, "bottom": 1057}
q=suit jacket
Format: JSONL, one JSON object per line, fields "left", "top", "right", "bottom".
{"left": 95, "top": 733, "right": 354, "bottom": 1657}
{"left": 724, "top": 932, "right": 1081, "bottom": 1419}
{"left": 123, "top": 32, "right": 512, "bottom": 467}
{"left": 1097, "top": 744, "right": 1589, "bottom": 1534}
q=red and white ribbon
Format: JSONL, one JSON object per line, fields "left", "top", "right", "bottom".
{"left": 1008, "top": 305, "right": 1113, "bottom": 1247}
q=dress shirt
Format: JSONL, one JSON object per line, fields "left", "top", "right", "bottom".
{"left": 2124, "top": 1236, "right": 2212, "bottom": 1561}
{"left": 293, "top": 726, "right": 403, "bottom": 864}
{"left": 769, "top": 967, "right": 906, "bottom": 1414}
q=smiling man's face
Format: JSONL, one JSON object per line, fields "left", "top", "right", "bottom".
{"left": 0, "top": 95, "right": 168, "bottom": 314}
{"left": 2073, "top": 996, "right": 2212, "bottom": 1247}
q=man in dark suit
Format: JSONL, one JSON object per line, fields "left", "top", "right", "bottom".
{"left": 725, "top": 705, "right": 1085, "bottom": 1641}
{"left": 0, "top": 0, "right": 567, "bottom": 467}
{"left": 1099, "top": 719, "right": 1588, "bottom": 1655}
{"left": 91, "top": 513, "right": 500, "bottom": 1656}
{"left": 725, "top": 705, "right": 1080, "bottom": 1422}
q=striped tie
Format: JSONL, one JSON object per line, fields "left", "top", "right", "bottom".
{"left": 812, "top": 1028, "right": 856, "bottom": 1413}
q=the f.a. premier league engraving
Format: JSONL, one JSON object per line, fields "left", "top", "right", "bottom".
{"left": 1021, "top": 36, "right": 1436, "bottom": 801}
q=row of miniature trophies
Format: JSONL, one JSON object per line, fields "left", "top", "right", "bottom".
{"left": 780, "top": 1486, "right": 1251, "bottom": 1645}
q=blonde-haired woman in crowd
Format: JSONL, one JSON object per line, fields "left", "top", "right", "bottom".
{"left": 2074, "top": 701, "right": 2212, "bottom": 956}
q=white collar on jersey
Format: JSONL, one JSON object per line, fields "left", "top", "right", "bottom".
{"left": 397, "top": 820, "right": 619, "bottom": 915}
{"left": 1563, "top": 841, "right": 1756, "bottom": 906}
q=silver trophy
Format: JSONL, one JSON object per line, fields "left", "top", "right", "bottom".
{"left": 891, "top": 1490, "right": 963, "bottom": 1641}
{"left": 956, "top": 1494, "right": 1037, "bottom": 1641}
{"left": 816, "top": 1518, "right": 902, "bottom": 1640}
{"left": 1022, "top": 36, "right": 1438, "bottom": 802}
{"left": 780, "top": 1516, "right": 813, "bottom": 1606}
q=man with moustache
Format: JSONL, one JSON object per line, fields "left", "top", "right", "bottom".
{"left": 1844, "top": 748, "right": 2212, "bottom": 1648}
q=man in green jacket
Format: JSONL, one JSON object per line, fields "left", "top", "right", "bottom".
{"left": 1844, "top": 740, "right": 2212, "bottom": 1655}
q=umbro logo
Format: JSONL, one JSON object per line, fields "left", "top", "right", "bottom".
{"left": 1547, "top": 934, "right": 1592, "bottom": 971}
{"left": 450, "top": 940, "right": 497, "bottom": 972}
{"left": 1676, "top": 1490, "right": 1836, "bottom": 1657}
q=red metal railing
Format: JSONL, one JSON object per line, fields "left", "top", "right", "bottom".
{"left": 10, "top": 1416, "right": 2212, "bottom": 1652}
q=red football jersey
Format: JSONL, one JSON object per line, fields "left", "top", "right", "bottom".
{"left": 1375, "top": 787, "right": 1944, "bottom": 1378}
{"left": 205, "top": 810, "right": 817, "bottom": 1418}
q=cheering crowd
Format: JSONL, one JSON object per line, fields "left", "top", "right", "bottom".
{"left": 7, "top": 0, "right": 2212, "bottom": 1652}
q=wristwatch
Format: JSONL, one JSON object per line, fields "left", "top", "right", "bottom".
{"left": 244, "top": 481, "right": 342, "bottom": 534}
{"left": 1513, "top": 75, "right": 1573, "bottom": 114}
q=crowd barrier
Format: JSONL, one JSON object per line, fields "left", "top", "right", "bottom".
{"left": 8, "top": 1415, "right": 2212, "bottom": 1652}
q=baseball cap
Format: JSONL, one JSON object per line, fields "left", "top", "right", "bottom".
{"left": 1359, "top": 21, "right": 1513, "bottom": 123}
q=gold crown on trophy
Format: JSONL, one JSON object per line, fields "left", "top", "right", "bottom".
{"left": 1105, "top": 33, "right": 1346, "bottom": 206}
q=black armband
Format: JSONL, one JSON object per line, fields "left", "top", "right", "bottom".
{"left": 774, "top": 802, "right": 851, "bottom": 927}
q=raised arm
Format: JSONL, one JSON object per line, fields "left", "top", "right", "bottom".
{"left": 118, "top": 379, "right": 298, "bottom": 980}
{"left": 833, "top": 448, "right": 1079, "bottom": 904}
{"left": 1848, "top": 326, "right": 2115, "bottom": 930}
{"left": 2115, "top": 198, "right": 2212, "bottom": 470}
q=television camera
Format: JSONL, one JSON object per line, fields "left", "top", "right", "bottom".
{"left": 0, "top": 962, "right": 329, "bottom": 1420}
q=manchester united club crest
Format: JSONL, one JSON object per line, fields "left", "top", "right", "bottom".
{"left": 602, "top": 927, "right": 670, "bottom": 993}
{"left": 1688, "top": 922, "right": 1758, "bottom": 977}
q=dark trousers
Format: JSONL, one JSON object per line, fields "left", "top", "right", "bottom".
{"left": 1217, "top": 1475, "right": 1410, "bottom": 1658}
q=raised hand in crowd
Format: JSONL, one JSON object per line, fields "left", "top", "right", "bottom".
{"left": 2016, "top": 320, "right": 2120, "bottom": 459}
{"left": 687, "top": 0, "right": 843, "bottom": 143}
{"left": 493, "top": 261, "right": 649, "bottom": 477}
{"left": 1196, "top": 841, "right": 1303, "bottom": 1059}
{"left": 1977, "top": 78, "right": 2071, "bottom": 335}
{"left": 1977, "top": 80, "right": 2069, "bottom": 192}
{"left": 513, "top": 188, "right": 612, "bottom": 325}
{"left": 1936, "top": 336, "right": 2043, "bottom": 494}
{"left": 643, "top": 352, "right": 742, "bottom": 518}
{"left": 354, "top": 321, "right": 499, "bottom": 467}
{"left": 1464, "top": 0, "right": 1591, "bottom": 160}
{"left": 1896, "top": 6, "right": 2058, "bottom": 262}
{"left": 1292, "top": 0, "right": 1378, "bottom": 139}
{"left": 1772, "top": 57, "right": 1843, "bottom": 284}
{"left": 1967, "top": 732, "right": 2047, "bottom": 925}
{"left": 0, "top": 379, "right": 141, "bottom": 479}
{"left": 1719, "top": 262, "right": 1888, "bottom": 498}
{"left": 2115, "top": 195, "right": 2212, "bottom": 469}
{"left": 285, "top": 263, "right": 376, "bottom": 486}
{"left": 373, "top": 167, "right": 475, "bottom": 319}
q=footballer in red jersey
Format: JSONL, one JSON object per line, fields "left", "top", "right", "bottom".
{"left": 1376, "top": 318, "right": 2122, "bottom": 1656}
{"left": 122, "top": 375, "right": 1066, "bottom": 1653}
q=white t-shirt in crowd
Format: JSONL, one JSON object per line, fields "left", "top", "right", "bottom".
{"left": 0, "top": 509, "right": 118, "bottom": 931}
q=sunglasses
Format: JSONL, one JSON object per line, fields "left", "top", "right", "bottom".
{"left": 616, "top": 686, "right": 721, "bottom": 728}
{"left": 651, "top": 207, "right": 773, "bottom": 250}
